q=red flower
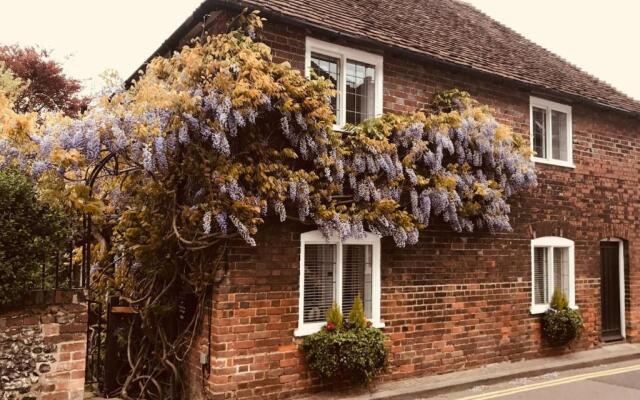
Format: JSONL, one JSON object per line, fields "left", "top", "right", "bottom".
{"left": 326, "top": 322, "right": 336, "bottom": 331}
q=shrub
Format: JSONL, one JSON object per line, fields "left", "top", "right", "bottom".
{"left": 550, "top": 290, "right": 569, "bottom": 310}
{"left": 0, "top": 169, "right": 69, "bottom": 308}
{"left": 326, "top": 302, "right": 343, "bottom": 332}
{"left": 348, "top": 295, "right": 366, "bottom": 330}
{"left": 541, "top": 290, "right": 584, "bottom": 347}
{"left": 301, "top": 296, "right": 388, "bottom": 384}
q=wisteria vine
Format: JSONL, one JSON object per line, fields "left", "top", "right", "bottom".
{"left": 0, "top": 11, "right": 536, "bottom": 399}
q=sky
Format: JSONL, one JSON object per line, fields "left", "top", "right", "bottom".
{"left": 1, "top": 0, "right": 639, "bottom": 100}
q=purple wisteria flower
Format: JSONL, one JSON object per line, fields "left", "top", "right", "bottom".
{"left": 229, "top": 215, "right": 256, "bottom": 246}
{"left": 202, "top": 211, "right": 212, "bottom": 234}
{"left": 154, "top": 137, "right": 168, "bottom": 169}
{"left": 216, "top": 213, "right": 228, "bottom": 234}
{"left": 142, "top": 145, "right": 154, "bottom": 172}
{"left": 178, "top": 125, "right": 190, "bottom": 144}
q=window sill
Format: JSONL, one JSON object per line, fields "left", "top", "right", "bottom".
{"left": 294, "top": 321, "right": 386, "bottom": 337}
{"left": 532, "top": 157, "right": 575, "bottom": 169}
{"left": 332, "top": 124, "right": 348, "bottom": 133}
{"left": 530, "top": 304, "right": 579, "bottom": 315}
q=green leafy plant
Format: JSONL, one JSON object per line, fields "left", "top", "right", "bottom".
{"left": 326, "top": 302, "right": 344, "bottom": 332}
{"left": 348, "top": 295, "right": 366, "bottom": 330}
{"left": 301, "top": 298, "right": 387, "bottom": 384}
{"left": 0, "top": 169, "right": 69, "bottom": 308}
{"left": 550, "top": 290, "right": 569, "bottom": 310}
{"left": 541, "top": 290, "right": 584, "bottom": 347}
{"left": 0, "top": 9, "right": 537, "bottom": 398}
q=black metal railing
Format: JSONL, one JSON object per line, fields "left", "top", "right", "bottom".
{"left": 33, "top": 242, "right": 85, "bottom": 291}
{"left": 86, "top": 300, "right": 104, "bottom": 385}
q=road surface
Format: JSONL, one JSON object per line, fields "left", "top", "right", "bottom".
{"left": 429, "top": 359, "right": 640, "bottom": 400}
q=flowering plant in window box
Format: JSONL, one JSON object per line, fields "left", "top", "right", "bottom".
{"left": 541, "top": 291, "right": 584, "bottom": 347}
{"left": 300, "top": 297, "right": 388, "bottom": 384}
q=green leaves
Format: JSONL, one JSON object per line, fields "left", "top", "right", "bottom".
{"left": 301, "top": 326, "right": 388, "bottom": 384}
{"left": 550, "top": 289, "right": 570, "bottom": 311}
{"left": 348, "top": 295, "right": 367, "bottom": 330}
{"left": 302, "top": 295, "right": 386, "bottom": 383}
{"left": 0, "top": 169, "right": 69, "bottom": 308}
{"left": 326, "top": 302, "right": 344, "bottom": 331}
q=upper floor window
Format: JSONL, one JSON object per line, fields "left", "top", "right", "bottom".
{"left": 530, "top": 96, "right": 573, "bottom": 168}
{"left": 305, "top": 37, "right": 383, "bottom": 129}
{"left": 295, "top": 230, "right": 383, "bottom": 336}
{"left": 530, "top": 236, "right": 576, "bottom": 314}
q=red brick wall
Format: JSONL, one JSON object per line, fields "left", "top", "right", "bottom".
{"left": 184, "top": 15, "right": 640, "bottom": 400}
{"left": 0, "top": 290, "right": 87, "bottom": 400}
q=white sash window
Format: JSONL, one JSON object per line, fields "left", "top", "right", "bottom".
{"left": 530, "top": 236, "right": 576, "bottom": 314}
{"left": 295, "top": 230, "right": 383, "bottom": 336}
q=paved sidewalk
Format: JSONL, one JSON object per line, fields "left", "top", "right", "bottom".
{"left": 300, "top": 343, "right": 640, "bottom": 400}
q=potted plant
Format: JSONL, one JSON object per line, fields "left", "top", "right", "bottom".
{"left": 300, "top": 296, "right": 388, "bottom": 384}
{"left": 541, "top": 290, "right": 584, "bottom": 347}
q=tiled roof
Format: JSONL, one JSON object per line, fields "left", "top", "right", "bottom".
{"left": 216, "top": 0, "right": 640, "bottom": 116}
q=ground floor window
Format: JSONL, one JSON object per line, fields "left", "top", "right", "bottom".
{"left": 295, "top": 230, "right": 383, "bottom": 336}
{"left": 530, "top": 236, "right": 576, "bottom": 314}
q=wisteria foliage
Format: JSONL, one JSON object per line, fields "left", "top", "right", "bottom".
{"left": 0, "top": 11, "right": 536, "bottom": 399}
{"left": 0, "top": 17, "right": 535, "bottom": 252}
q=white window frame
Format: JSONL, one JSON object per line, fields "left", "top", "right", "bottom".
{"left": 601, "top": 238, "right": 626, "bottom": 339}
{"left": 529, "top": 96, "right": 574, "bottom": 168}
{"left": 295, "top": 230, "right": 384, "bottom": 337}
{"left": 530, "top": 236, "right": 577, "bottom": 314}
{"left": 305, "top": 37, "right": 384, "bottom": 130}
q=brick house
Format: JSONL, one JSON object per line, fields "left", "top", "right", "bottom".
{"left": 133, "top": 0, "right": 640, "bottom": 398}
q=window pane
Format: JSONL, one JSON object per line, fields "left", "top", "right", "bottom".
{"left": 342, "top": 244, "right": 373, "bottom": 319}
{"left": 346, "top": 60, "right": 375, "bottom": 124}
{"left": 553, "top": 247, "right": 570, "bottom": 298}
{"left": 304, "top": 244, "right": 336, "bottom": 323}
{"left": 532, "top": 107, "right": 547, "bottom": 158}
{"left": 533, "top": 247, "right": 548, "bottom": 305}
{"left": 552, "top": 110, "right": 568, "bottom": 161}
{"left": 310, "top": 53, "right": 340, "bottom": 120}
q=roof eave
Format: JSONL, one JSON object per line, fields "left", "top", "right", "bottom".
{"left": 126, "top": 0, "right": 640, "bottom": 120}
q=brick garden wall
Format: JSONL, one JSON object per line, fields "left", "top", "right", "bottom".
{"left": 183, "top": 15, "right": 640, "bottom": 400}
{"left": 0, "top": 290, "right": 87, "bottom": 400}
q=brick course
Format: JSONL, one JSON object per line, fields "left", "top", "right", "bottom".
{"left": 183, "top": 16, "right": 640, "bottom": 400}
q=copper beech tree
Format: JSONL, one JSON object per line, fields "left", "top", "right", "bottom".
{"left": 0, "top": 12, "right": 536, "bottom": 399}
{"left": 0, "top": 44, "right": 88, "bottom": 115}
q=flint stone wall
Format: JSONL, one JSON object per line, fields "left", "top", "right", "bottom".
{"left": 0, "top": 290, "right": 87, "bottom": 400}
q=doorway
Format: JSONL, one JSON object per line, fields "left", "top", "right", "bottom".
{"left": 600, "top": 240, "right": 625, "bottom": 342}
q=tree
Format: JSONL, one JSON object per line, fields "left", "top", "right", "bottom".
{"left": 0, "top": 61, "right": 25, "bottom": 104}
{"left": 0, "top": 11, "right": 536, "bottom": 399}
{"left": 0, "top": 169, "right": 69, "bottom": 308}
{"left": 0, "top": 44, "right": 88, "bottom": 115}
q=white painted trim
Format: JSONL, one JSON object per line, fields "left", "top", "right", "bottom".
{"left": 531, "top": 157, "right": 576, "bottom": 169}
{"left": 294, "top": 322, "right": 326, "bottom": 337}
{"left": 295, "top": 230, "right": 383, "bottom": 336}
{"left": 601, "top": 238, "right": 626, "bottom": 338}
{"left": 530, "top": 236, "right": 576, "bottom": 314}
{"left": 529, "top": 96, "right": 573, "bottom": 168}
{"left": 305, "top": 37, "right": 384, "bottom": 130}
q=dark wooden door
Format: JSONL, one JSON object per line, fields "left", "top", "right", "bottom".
{"left": 601, "top": 242, "right": 622, "bottom": 341}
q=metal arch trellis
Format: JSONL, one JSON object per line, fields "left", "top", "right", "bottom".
{"left": 83, "top": 151, "right": 118, "bottom": 388}
{"left": 32, "top": 151, "right": 119, "bottom": 294}
{"left": 81, "top": 151, "right": 117, "bottom": 287}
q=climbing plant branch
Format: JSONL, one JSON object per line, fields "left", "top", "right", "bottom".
{"left": 0, "top": 10, "right": 536, "bottom": 399}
